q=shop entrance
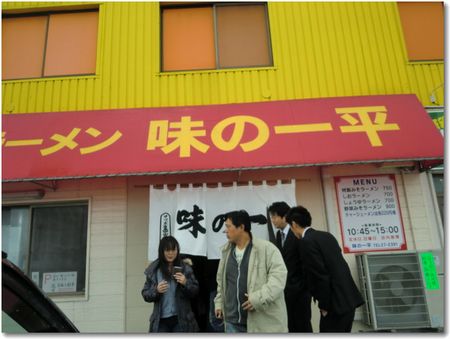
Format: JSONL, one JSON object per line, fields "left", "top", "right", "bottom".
{"left": 148, "top": 180, "right": 293, "bottom": 332}
{"left": 182, "top": 255, "right": 223, "bottom": 332}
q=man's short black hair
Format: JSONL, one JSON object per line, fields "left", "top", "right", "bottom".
{"left": 268, "top": 201, "right": 290, "bottom": 218}
{"left": 286, "top": 206, "right": 312, "bottom": 228}
{"left": 226, "top": 210, "right": 251, "bottom": 233}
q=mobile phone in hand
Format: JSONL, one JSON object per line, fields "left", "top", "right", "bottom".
{"left": 173, "top": 266, "right": 183, "bottom": 274}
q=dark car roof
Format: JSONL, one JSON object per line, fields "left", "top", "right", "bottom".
{"left": 2, "top": 252, "right": 79, "bottom": 332}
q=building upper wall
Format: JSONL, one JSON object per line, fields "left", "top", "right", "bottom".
{"left": 2, "top": 1, "right": 444, "bottom": 114}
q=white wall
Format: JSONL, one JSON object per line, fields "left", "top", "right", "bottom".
{"left": 125, "top": 178, "right": 154, "bottom": 333}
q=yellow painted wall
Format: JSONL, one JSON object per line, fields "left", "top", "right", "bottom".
{"left": 2, "top": 1, "right": 444, "bottom": 114}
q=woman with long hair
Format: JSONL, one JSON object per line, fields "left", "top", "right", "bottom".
{"left": 142, "top": 236, "right": 199, "bottom": 332}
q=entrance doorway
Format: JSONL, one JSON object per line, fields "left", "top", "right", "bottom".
{"left": 182, "top": 255, "right": 223, "bottom": 332}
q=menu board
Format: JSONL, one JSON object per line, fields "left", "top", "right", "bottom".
{"left": 335, "top": 174, "right": 407, "bottom": 253}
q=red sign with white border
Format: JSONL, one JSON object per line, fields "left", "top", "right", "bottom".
{"left": 334, "top": 174, "right": 407, "bottom": 253}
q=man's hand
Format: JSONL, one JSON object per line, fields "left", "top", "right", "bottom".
{"left": 215, "top": 309, "right": 223, "bottom": 319}
{"left": 242, "top": 293, "right": 255, "bottom": 311}
{"left": 320, "top": 309, "right": 328, "bottom": 317}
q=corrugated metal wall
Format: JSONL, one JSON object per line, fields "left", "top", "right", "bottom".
{"left": 2, "top": 1, "right": 444, "bottom": 114}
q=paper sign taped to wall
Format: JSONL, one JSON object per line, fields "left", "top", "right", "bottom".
{"left": 420, "top": 252, "right": 440, "bottom": 290}
{"left": 42, "top": 272, "right": 77, "bottom": 293}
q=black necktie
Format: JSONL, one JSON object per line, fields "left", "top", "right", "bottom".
{"left": 276, "top": 230, "right": 283, "bottom": 250}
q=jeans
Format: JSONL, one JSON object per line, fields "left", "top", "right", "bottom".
{"left": 208, "top": 290, "right": 224, "bottom": 332}
{"left": 225, "top": 321, "right": 247, "bottom": 333}
{"left": 158, "top": 316, "right": 182, "bottom": 332}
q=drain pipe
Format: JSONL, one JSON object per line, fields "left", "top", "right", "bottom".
{"left": 426, "top": 171, "right": 444, "bottom": 248}
{"left": 400, "top": 170, "right": 418, "bottom": 250}
{"left": 319, "top": 166, "right": 333, "bottom": 235}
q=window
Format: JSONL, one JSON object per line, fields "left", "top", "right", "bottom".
{"left": 397, "top": 2, "right": 443, "bottom": 61}
{"left": 2, "top": 10, "right": 98, "bottom": 80}
{"left": 2, "top": 203, "right": 88, "bottom": 295}
{"left": 432, "top": 173, "right": 444, "bottom": 225}
{"left": 162, "top": 3, "right": 272, "bottom": 72}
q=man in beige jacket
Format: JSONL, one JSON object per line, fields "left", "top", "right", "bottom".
{"left": 214, "top": 210, "right": 288, "bottom": 333}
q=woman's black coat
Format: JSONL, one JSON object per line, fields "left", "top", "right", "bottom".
{"left": 142, "top": 259, "right": 199, "bottom": 332}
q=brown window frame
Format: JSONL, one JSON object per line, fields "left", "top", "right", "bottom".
{"left": 160, "top": 2, "right": 273, "bottom": 72}
{"left": 2, "top": 8, "right": 99, "bottom": 81}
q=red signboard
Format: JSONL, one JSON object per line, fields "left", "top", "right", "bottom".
{"left": 2, "top": 94, "right": 444, "bottom": 181}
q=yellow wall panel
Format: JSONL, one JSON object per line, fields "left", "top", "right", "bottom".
{"left": 2, "top": 2, "right": 444, "bottom": 114}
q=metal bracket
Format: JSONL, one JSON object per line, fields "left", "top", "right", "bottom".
{"left": 30, "top": 180, "right": 58, "bottom": 191}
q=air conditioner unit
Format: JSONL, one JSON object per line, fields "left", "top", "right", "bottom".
{"left": 356, "top": 250, "right": 444, "bottom": 331}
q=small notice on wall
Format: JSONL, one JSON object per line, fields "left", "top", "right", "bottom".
{"left": 334, "top": 174, "right": 407, "bottom": 253}
{"left": 420, "top": 252, "right": 440, "bottom": 290}
{"left": 42, "top": 272, "right": 77, "bottom": 293}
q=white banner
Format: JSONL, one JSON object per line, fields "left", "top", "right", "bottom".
{"left": 148, "top": 181, "right": 296, "bottom": 260}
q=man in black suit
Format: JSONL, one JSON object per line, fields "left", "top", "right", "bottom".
{"left": 268, "top": 202, "right": 312, "bottom": 332}
{"left": 285, "top": 205, "right": 364, "bottom": 333}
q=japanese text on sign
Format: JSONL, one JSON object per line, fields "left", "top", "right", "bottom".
{"left": 3, "top": 106, "right": 399, "bottom": 158}
{"left": 42, "top": 271, "right": 77, "bottom": 293}
{"left": 420, "top": 252, "right": 440, "bottom": 290}
{"left": 148, "top": 182, "right": 297, "bottom": 259}
{"left": 2, "top": 128, "right": 122, "bottom": 156}
{"left": 147, "top": 106, "right": 399, "bottom": 157}
{"left": 335, "top": 175, "right": 407, "bottom": 253}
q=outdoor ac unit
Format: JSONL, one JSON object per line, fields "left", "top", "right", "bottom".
{"left": 356, "top": 250, "right": 444, "bottom": 331}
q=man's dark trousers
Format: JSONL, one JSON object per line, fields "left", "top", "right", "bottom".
{"left": 276, "top": 229, "right": 312, "bottom": 332}
{"left": 319, "top": 309, "right": 355, "bottom": 332}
